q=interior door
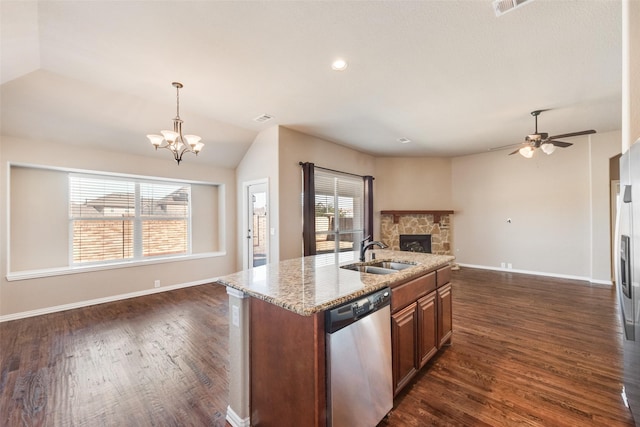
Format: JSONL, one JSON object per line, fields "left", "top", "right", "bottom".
{"left": 247, "top": 183, "right": 268, "bottom": 268}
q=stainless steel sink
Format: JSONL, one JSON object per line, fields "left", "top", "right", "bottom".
{"left": 340, "top": 260, "right": 416, "bottom": 275}
{"left": 341, "top": 265, "right": 397, "bottom": 275}
{"left": 369, "top": 261, "right": 415, "bottom": 271}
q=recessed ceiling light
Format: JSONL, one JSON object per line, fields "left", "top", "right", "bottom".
{"left": 398, "top": 137, "right": 411, "bottom": 144}
{"left": 331, "top": 58, "right": 348, "bottom": 71}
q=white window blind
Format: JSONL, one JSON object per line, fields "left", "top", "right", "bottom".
{"left": 70, "top": 175, "right": 190, "bottom": 264}
{"left": 313, "top": 169, "right": 364, "bottom": 254}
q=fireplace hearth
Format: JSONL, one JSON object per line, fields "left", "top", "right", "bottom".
{"left": 400, "top": 234, "right": 432, "bottom": 253}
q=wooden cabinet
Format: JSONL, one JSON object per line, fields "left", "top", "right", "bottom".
{"left": 418, "top": 291, "right": 438, "bottom": 368}
{"left": 437, "top": 282, "right": 453, "bottom": 347}
{"left": 391, "top": 265, "right": 452, "bottom": 396}
{"left": 391, "top": 303, "right": 418, "bottom": 394}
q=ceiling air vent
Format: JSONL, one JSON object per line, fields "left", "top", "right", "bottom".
{"left": 253, "top": 114, "right": 273, "bottom": 123}
{"left": 493, "top": 0, "right": 534, "bottom": 17}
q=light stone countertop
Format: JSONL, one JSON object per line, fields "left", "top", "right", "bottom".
{"left": 216, "top": 249, "right": 455, "bottom": 316}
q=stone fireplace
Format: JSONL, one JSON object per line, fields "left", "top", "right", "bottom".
{"left": 380, "top": 210, "right": 453, "bottom": 256}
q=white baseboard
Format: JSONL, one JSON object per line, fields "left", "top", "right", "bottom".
{"left": 456, "top": 263, "right": 613, "bottom": 286}
{"left": 0, "top": 278, "right": 220, "bottom": 323}
{"left": 226, "top": 405, "right": 251, "bottom": 427}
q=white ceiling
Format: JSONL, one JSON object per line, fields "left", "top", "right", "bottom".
{"left": 1, "top": 0, "right": 622, "bottom": 168}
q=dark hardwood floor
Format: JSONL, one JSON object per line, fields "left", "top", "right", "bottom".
{"left": 1, "top": 267, "right": 635, "bottom": 426}
{"left": 0, "top": 285, "right": 230, "bottom": 427}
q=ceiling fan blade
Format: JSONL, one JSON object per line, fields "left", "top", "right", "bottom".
{"left": 548, "top": 129, "right": 596, "bottom": 140}
{"left": 508, "top": 148, "right": 521, "bottom": 155}
{"left": 549, "top": 140, "right": 573, "bottom": 148}
{"left": 489, "top": 142, "right": 524, "bottom": 151}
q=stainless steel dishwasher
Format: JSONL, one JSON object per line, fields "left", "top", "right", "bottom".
{"left": 325, "top": 287, "right": 392, "bottom": 427}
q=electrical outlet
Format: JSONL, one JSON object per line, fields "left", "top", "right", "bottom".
{"left": 507, "top": 263, "right": 513, "bottom": 269}
{"left": 154, "top": 280, "right": 160, "bottom": 288}
{"left": 501, "top": 262, "right": 506, "bottom": 268}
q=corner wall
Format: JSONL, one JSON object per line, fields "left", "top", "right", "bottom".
{"left": 277, "top": 127, "right": 376, "bottom": 261}
{"left": 235, "top": 126, "right": 280, "bottom": 269}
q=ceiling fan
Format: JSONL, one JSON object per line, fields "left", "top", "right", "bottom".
{"left": 493, "top": 110, "right": 596, "bottom": 158}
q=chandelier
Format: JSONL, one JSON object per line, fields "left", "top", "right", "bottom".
{"left": 147, "top": 82, "right": 204, "bottom": 164}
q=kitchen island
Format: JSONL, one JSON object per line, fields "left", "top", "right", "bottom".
{"left": 216, "top": 249, "right": 454, "bottom": 427}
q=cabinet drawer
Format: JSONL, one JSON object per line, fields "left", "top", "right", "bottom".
{"left": 436, "top": 265, "right": 451, "bottom": 288}
{"left": 391, "top": 272, "right": 436, "bottom": 313}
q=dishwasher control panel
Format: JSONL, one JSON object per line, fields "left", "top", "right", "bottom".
{"left": 326, "top": 287, "right": 390, "bottom": 333}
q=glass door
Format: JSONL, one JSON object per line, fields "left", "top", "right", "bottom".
{"left": 247, "top": 183, "right": 268, "bottom": 268}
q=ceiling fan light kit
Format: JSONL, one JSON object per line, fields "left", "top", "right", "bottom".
{"left": 496, "top": 109, "right": 596, "bottom": 159}
{"left": 146, "top": 82, "right": 204, "bottom": 165}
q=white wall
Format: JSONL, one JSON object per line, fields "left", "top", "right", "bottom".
{"left": 451, "top": 131, "right": 621, "bottom": 282}
{"left": 1, "top": 136, "right": 237, "bottom": 318}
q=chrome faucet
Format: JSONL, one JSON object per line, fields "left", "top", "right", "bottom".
{"left": 359, "top": 235, "right": 388, "bottom": 262}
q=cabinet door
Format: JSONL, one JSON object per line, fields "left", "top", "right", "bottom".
{"left": 417, "top": 291, "right": 438, "bottom": 368}
{"left": 391, "top": 303, "right": 418, "bottom": 395}
{"left": 437, "top": 282, "right": 453, "bottom": 348}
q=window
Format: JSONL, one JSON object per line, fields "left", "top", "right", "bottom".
{"left": 313, "top": 169, "right": 364, "bottom": 254}
{"left": 70, "top": 175, "right": 190, "bottom": 264}
{"left": 301, "top": 163, "right": 374, "bottom": 256}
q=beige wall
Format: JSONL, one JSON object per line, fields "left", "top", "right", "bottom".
{"left": 591, "top": 131, "right": 623, "bottom": 281}
{"left": 374, "top": 157, "right": 453, "bottom": 243}
{"left": 374, "top": 157, "right": 452, "bottom": 210}
{"left": 451, "top": 131, "right": 621, "bottom": 282}
{"left": 1, "top": 136, "right": 237, "bottom": 318}
{"left": 278, "top": 127, "right": 376, "bottom": 261}
{"left": 10, "top": 166, "right": 69, "bottom": 270}
{"left": 235, "top": 125, "right": 280, "bottom": 269}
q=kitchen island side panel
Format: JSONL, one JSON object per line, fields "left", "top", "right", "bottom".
{"left": 250, "top": 296, "right": 326, "bottom": 426}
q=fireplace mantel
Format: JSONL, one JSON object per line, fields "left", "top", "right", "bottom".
{"left": 381, "top": 210, "right": 454, "bottom": 224}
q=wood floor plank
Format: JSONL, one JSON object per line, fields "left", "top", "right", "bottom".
{"left": 0, "top": 267, "right": 635, "bottom": 426}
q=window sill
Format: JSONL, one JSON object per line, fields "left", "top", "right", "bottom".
{"left": 5, "top": 252, "right": 227, "bottom": 282}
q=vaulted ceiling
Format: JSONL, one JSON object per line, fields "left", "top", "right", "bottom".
{"left": 1, "top": 1, "right": 622, "bottom": 168}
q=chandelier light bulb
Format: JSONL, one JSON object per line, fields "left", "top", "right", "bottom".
{"left": 160, "top": 130, "right": 179, "bottom": 144}
{"left": 184, "top": 134, "right": 202, "bottom": 148}
{"left": 147, "top": 134, "right": 164, "bottom": 147}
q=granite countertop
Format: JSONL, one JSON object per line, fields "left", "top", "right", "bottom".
{"left": 216, "top": 249, "right": 455, "bottom": 316}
